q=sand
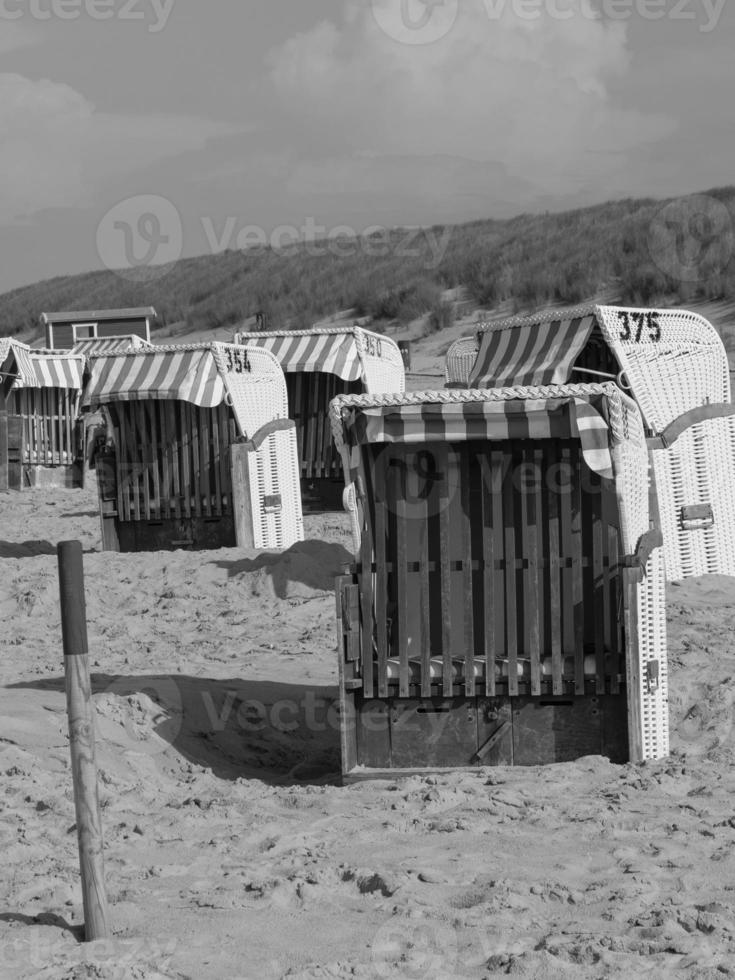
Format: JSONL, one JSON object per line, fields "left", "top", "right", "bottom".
{"left": 2, "top": 316, "right": 735, "bottom": 978}
{"left": 2, "top": 484, "right": 735, "bottom": 980}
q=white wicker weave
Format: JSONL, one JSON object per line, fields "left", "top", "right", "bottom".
{"left": 594, "top": 306, "right": 735, "bottom": 580}
{"left": 446, "top": 305, "right": 735, "bottom": 581}
{"left": 445, "top": 335, "right": 480, "bottom": 386}
{"left": 330, "top": 382, "right": 669, "bottom": 763}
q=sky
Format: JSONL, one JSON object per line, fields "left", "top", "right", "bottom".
{"left": 0, "top": 0, "right": 733, "bottom": 293}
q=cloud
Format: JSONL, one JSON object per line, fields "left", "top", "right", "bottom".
{"left": 267, "top": 0, "right": 674, "bottom": 197}
{"left": 0, "top": 73, "right": 240, "bottom": 224}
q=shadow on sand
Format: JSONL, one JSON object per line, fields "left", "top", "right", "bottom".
{"left": 10, "top": 672, "right": 342, "bottom": 787}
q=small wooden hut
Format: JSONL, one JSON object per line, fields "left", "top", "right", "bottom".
{"left": 83, "top": 342, "right": 304, "bottom": 552}
{"left": 41, "top": 308, "right": 156, "bottom": 351}
{"left": 233, "top": 327, "right": 405, "bottom": 508}
{"left": 332, "top": 384, "right": 669, "bottom": 779}
{"left": 7, "top": 349, "right": 86, "bottom": 489}
{"left": 446, "top": 305, "right": 735, "bottom": 582}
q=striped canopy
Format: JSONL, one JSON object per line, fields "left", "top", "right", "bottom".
{"left": 468, "top": 313, "right": 597, "bottom": 388}
{"left": 16, "top": 352, "right": 85, "bottom": 390}
{"left": 242, "top": 330, "right": 364, "bottom": 382}
{"left": 85, "top": 345, "right": 227, "bottom": 408}
{"left": 341, "top": 395, "right": 614, "bottom": 479}
{"left": 72, "top": 335, "right": 152, "bottom": 356}
{"left": 0, "top": 339, "right": 38, "bottom": 389}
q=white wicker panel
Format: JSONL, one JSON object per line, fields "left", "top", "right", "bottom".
{"left": 635, "top": 546, "right": 669, "bottom": 760}
{"left": 354, "top": 329, "right": 406, "bottom": 394}
{"left": 213, "top": 344, "right": 290, "bottom": 437}
{"left": 248, "top": 425, "right": 304, "bottom": 550}
{"left": 651, "top": 416, "right": 735, "bottom": 580}
{"left": 595, "top": 306, "right": 730, "bottom": 431}
{"left": 445, "top": 336, "right": 480, "bottom": 386}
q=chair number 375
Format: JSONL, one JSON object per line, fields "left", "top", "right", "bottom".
{"left": 617, "top": 311, "right": 662, "bottom": 343}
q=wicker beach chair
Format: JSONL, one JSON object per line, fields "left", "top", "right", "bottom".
{"left": 0, "top": 339, "right": 39, "bottom": 491}
{"left": 83, "top": 342, "right": 303, "bottom": 552}
{"left": 446, "top": 305, "right": 735, "bottom": 581}
{"left": 331, "top": 384, "right": 668, "bottom": 779}
{"left": 233, "top": 326, "right": 406, "bottom": 508}
{"left": 7, "top": 350, "right": 86, "bottom": 489}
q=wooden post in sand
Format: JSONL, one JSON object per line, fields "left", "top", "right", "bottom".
{"left": 58, "top": 540, "right": 110, "bottom": 941}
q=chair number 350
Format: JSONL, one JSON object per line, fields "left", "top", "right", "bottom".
{"left": 617, "top": 311, "right": 662, "bottom": 343}
{"left": 226, "top": 349, "right": 252, "bottom": 373}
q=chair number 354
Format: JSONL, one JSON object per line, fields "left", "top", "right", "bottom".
{"left": 617, "top": 311, "right": 662, "bottom": 343}
{"left": 226, "top": 349, "right": 252, "bottom": 372}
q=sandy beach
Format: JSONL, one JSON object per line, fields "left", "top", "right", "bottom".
{"left": 1, "top": 468, "right": 735, "bottom": 979}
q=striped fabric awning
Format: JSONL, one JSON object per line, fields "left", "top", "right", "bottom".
{"left": 84, "top": 346, "right": 226, "bottom": 408}
{"left": 468, "top": 313, "right": 597, "bottom": 387}
{"left": 22, "top": 352, "right": 85, "bottom": 390}
{"left": 72, "top": 335, "right": 152, "bottom": 355}
{"left": 244, "top": 331, "right": 362, "bottom": 382}
{"left": 342, "top": 396, "right": 614, "bottom": 478}
{"left": 0, "top": 339, "right": 39, "bottom": 388}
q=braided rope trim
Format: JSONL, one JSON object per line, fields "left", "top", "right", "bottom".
{"left": 27, "top": 349, "right": 86, "bottom": 362}
{"left": 475, "top": 303, "right": 600, "bottom": 334}
{"left": 240, "top": 325, "right": 400, "bottom": 352}
{"left": 88, "top": 340, "right": 277, "bottom": 358}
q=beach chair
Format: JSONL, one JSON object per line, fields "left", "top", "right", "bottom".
{"left": 83, "top": 342, "right": 303, "bottom": 552}
{"left": 332, "top": 384, "right": 668, "bottom": 779}
{"left": 446, "top": 305, "right": 735, "bottom": 581}
{"left": 7, "top": 350, "right": 86, "bottom": 489}
{"left": 233, "top": 327, "right": 405, "bottom": 508}
{"left": 0, "top": 339, "right": 39, "bottom": 491}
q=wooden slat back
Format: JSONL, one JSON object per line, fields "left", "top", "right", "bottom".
{"left": 285, "top": 372, "right": 361, "bottom": 480}
{"left": 357, "top": 437, "right": 623, "bottom": 696}
{"left": 7, "top": 387, "right": 78, "bottom": 465}
{"left": 107, "top": 399, "right": 235, "bottom": 521}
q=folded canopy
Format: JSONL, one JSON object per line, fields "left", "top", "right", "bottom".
{"left": 468, "top": 313, "right": 597, "bottom": 388}
{"left": 84, "top": 345, "right": 227, "bottom": 408}
{"left": 340, "top": 394, "right": 614, "bottom": 479}
{"left": 243, "top": 329, "right": 364, "bottom": 382}
{"left": 16, "top": 352, "right": 85, "bottom": 390}
{"left": 0, "top": 339, "right": 39, "bottom": 389}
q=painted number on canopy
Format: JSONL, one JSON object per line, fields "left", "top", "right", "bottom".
{"left": 617, "top": 311, "right": 661, "bottom": 343}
